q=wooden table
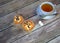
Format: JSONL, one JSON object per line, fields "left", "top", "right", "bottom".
{"left": 0, "top": 0, "right": 60, "bottom": 43}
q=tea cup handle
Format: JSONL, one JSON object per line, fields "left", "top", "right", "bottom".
{"left": 52, "top": 4, "right": 57, "bottom": 15}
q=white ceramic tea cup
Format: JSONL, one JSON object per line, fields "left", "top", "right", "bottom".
{"left": 36, "top": 2, "right": 57, "bottom": 19}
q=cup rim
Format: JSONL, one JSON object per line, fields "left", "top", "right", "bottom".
{"left": 40, "top": 2, "right": 55, "bottom": 13}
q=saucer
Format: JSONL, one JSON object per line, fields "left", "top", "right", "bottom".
{"left": 42, "top": 15, "right": 56, "bottom": 19}
{"left": 36, "top": 5, "right": 57, "bottom": 19}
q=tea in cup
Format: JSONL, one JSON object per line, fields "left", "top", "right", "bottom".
{"left": 36, "top": 2, "right": 57, "bottom": 19}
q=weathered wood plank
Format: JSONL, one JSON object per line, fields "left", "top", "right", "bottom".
{"left": 6, "top": 4, "right": 60, "bottom": 43}
{"left": 0, "top": 0, "right": 60, "bottom": 17}
{"left": 0, "top": 0, "right": 38, "bottom": 17}
{"left": 0, "top": 0, "right": 60, "bottom": 43}
{"left": 0, "top": 1, "right": 40, "bottom": 43}
{"left": 0, "top": 1, "right": 40, "bottom": 31}
{"left": 7, "top": 16, "right": 60, "bottom": 43}
{"left": 0, "top": 0, "right": 13, "bottom": 6}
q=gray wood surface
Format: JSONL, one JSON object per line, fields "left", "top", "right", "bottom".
{"left": 0, "top": 0, "right": 13, "bottom": 6}
{"left": 0, "top": 0, "right": 60, "bottom": 43}
{"left": 0, "top": 0, "right": 60, "bottom": 17}
{"left": 0, "top": 0, "right": 38, "bottom": 17}
{"left": 7, "top": 4, "right": 60, "bottom": 43}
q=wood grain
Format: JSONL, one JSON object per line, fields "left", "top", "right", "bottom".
{"left": 7, "top": 4, "right": 60, "bottom": 43}
{"left": 0, "top": 0, "right": 38, "bottom": 17}
{"left": 0, "top": 0, "right": 60, "bottom": 43}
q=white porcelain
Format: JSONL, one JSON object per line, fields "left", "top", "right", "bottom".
{"left": 36, "top": 2, "right": 57, "bottom": 19}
